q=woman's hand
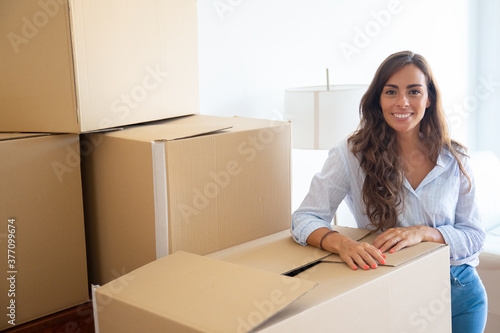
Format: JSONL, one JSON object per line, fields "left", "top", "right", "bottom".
{"left": 307, "top": 228, "right": 386, "bottom": 270}
{"left": 372, "top": 225, "right": 445, "bottom": 253}
{"left": 336, "top": 235, "right": 387, "bottom": 270}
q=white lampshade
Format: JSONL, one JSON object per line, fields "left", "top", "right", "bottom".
{"left": 285, "top": 85, "right": 368, "bottom": 149}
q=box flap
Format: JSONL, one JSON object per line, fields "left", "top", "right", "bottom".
{"left": 207, "top": 231, "right": 330, "bottom": 275}
{"left": 207, "top": 227, "right": 373, "bottom": 276}
{"left": 95, "top": 251, "right": 317, "bottom": 333}
{"left": 103, "top": 115, "right": 232, "bottom": 142}
{"left": 322, "top": 232, "right": 447, "bottom": 267}
{"left": 0, "top": 133, "right": 50, "bottom": 141}
{"left": 103, "top": 114, "right": 290, "bottom": 142}
{"left": 332, "top": 225, "right": 373, "bottom": 241}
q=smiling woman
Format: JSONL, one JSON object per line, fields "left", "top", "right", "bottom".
{"left": 380, "top": 65, "right": 431, "bottom": 136}
{"left": 291, "top": 51, "right": 488, "bottom": 333}
{"left": 379, "top": 64, "right": 434, "bottom": 190}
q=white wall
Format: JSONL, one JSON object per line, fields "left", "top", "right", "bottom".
{"left": 472, "top": 0, "right": 500, "bottom": 156}
{"left": 198, "top": 0, "right": 472, "bottom": 144}
{"left": 197, "top": 0, "right": 478, "bottom": 224}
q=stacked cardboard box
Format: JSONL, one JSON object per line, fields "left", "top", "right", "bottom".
{"left": 0, "top": 0, "right": 202, "bottom": 328}
{"left": 0, "top": 134, "right": 89, "bottom": 331}
{"left": 0, "top": 0, "right": 198, "bottom": 133}
{"left": 82, "top": 114, "right": 291, "bottom": 285}
{"left": 1, "top": 0, "right": 294, "bottom": 330}
{"left": 477, "top": 226, "right": 500, "bottom": 333}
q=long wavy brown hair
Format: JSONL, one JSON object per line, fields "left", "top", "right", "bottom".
{"left": 348, "top": 51, "right": 470, "bottom": 232}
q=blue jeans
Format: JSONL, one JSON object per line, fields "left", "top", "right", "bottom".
{"left": 450, "top": 264, "right": 488, "bottom": 333}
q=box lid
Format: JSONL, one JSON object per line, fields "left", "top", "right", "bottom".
{"left": 207, "top": 227, "right": 372, "bottom": 275}
{"left": 95, "top": 251, "right": 317, "bottom": 333}
{"left": 208, "top": 226, "right": 446, "bottom": 273}
{"left": 98, "top": 114, "right": 289, "bottom": 142}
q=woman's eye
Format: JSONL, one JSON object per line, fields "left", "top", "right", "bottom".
{"left": 384, "top": 90, "right": 396, "bottom": 95}
{"left": 409, "top": 90, "right": 421, "bottom": 95}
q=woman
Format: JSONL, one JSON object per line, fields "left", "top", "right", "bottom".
{"left": 291, "top": 51, "right": 487, "bottom": 332}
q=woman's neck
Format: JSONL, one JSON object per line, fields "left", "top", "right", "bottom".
{"left": 396, "top": 129, "right": 423, "bottom": 157}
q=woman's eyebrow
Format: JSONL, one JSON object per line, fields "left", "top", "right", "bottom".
{"left": 384, "top": 83, "right": 424, "bottom": 89}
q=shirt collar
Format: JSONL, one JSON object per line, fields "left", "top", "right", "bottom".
{"left": 436, "top": 146, "right": 454, "bottom": 169}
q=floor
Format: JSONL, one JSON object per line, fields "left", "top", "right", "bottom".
{"left": 3, "top": 302, "right": 94, "bottom": 333}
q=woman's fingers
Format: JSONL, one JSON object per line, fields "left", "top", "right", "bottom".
{"left": 372, "top": 226, "right": 425, "bottom": 253}
{"left": 372, "top": 230, "right": 400, "bottom": 252}
{"left": 340, "top": 241, "right": 386, "bottom": 270}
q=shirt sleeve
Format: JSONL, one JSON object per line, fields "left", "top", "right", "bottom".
{"left": 436, "top": 154, "right": 485, "bottom": 265}
{"left": 291, "top": 142, "right": 352, "bottom": 245}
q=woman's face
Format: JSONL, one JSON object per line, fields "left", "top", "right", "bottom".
{"left": 379, "top": 64, "right": 431, "bottom": 138}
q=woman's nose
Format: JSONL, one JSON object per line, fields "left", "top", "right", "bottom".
{"left": 396, "top": 93, "right": 409, "bottom": 107}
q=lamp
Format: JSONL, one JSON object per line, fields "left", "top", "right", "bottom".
{"left": 286, "top": 76, "right": 367, "bottom": 226}
{"left": 285, "top": 83, "right": 367, "bottom": 149}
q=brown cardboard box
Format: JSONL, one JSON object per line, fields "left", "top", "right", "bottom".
{"left": 82, "top": 115, "right": 291, "bottom": 285}
{"left": 0, "top": 0, "right": 198, "bottom": 133}
{"left": 477, "top": 227, "right": 500, "bottom": 333}
{"left": 215, "top": 227, "right": 451, "bottom": 332}
{"left": 0, "top": 134, "right": 89, "bottom": 330}
{"left": 93, "top": 251, "right": 317, "bottom": 333}
{"left": 92, "top": 227, "right": 451, "bottom": 333}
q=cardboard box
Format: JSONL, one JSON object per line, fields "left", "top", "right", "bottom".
{"left": 0, "top": 134, "right": 89, "bottom": 330}
{"left": 82, "top": 115, "right": 291, "bottom": 285}
{"left": 0, "top": 0, "right": 198, "bottom": 133}
{"left": 93, "top": 251, "right": 317, "bottom": 333}
{"left": 92, "top": 227, "right": 451, "bottom": 333}
{"left": 207, "top": 227, "right": 451, "bottom": 332}
{"left": 477, "top": 226, "right": 500, "bottom": 333}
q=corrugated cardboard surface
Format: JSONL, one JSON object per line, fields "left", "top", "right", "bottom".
{"left": 82, "top": 115, "right": 292, "bottom": 285}
{"left": 94, "top": 251, "right": 317, "bottom": 333}
{"left": 207, "top": 230, "right": 331, "bottom": 275}
{"left": 209, "top": 229, "right": 451, "bottom": 333}
{"left": 0, "top": 0, "right": 76, "bottom": 132}
{"left": 478, "top": 241, "right": 500, "bottom": 332}
{"left": 257, "top": 249, "right": 451, "bottom": 333}
{"left": 0, "top": 134, "right": 89, "bottom": 330}
{"left": 0, "top": 0, "right": 198, "bottom": 133}
{"left": 206, "top": 227, "right": 371, "bottom": 274}
{"left": 82, "top": 135, "right": 158, "bottom": 287}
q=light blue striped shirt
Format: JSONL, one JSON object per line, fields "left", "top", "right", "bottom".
{"left": 291, "top": 140, "right": 485, "bottom": 266}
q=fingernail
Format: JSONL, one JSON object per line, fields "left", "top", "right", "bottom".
{"left": 371, "top": 264, "right": 377, "bottom": 269}
{"left": 352, "top": 265, "right": 358, "bottom": 270}
{"left": 364, "top": 265, "right": 369, "bottom": 270}
{"left": 380, "top": 259, "right": 386, "bottom": 265}
{"left": 383, "top": 254, "right": 387, "bottom": 258}
{"left": 390, "top": 249, "right": 394, "bottom": 253}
